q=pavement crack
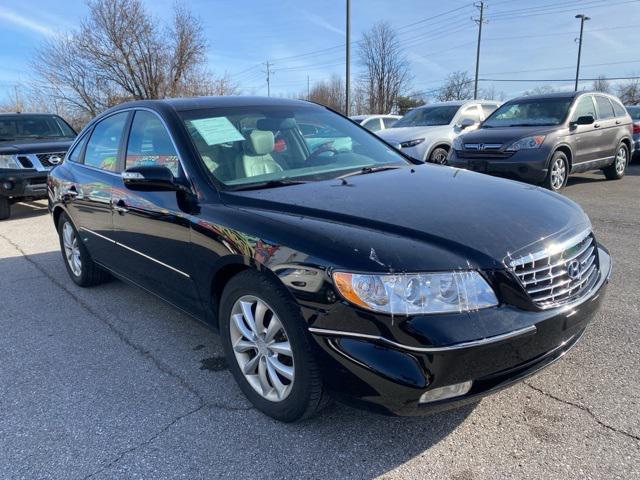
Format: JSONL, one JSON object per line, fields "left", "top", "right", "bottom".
{"left": 0, "top": 232, "right": 205, "bottom": 404}
{"left": 523, "top": 381, "right": 640, "bottom": 442}
{"left": 81, "top": 403, "right": 206, "bottom": 480}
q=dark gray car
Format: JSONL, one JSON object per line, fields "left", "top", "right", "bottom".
{"left": 448, "top": 91, "right": 633, "bottom": 191}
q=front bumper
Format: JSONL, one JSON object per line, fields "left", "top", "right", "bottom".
{"left": 0, "top": 169, "right": 49, "bottom": 200}
{"left": 448, "top": 148, "right": 550, "bottom": 184}
{"left": 307, "top": 246, "right": 611, "bottom": 416}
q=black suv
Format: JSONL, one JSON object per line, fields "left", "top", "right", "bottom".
{"left": 448, "top": 92, "right": 633, "bottom": 191}
{"left": 0, "top": 113, "right": 76, "bottom": 220}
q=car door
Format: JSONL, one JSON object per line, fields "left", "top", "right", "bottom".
{"left": 568, "top": 95, "right": 600, "bottom": 168}
{"left": 65, "top": 111, "right": 130, "bottom": 265}
{"left": 593, "top": 95, "right": 619, "bottom": 163}
{"left": 110, "top": 109, "right": 200, "bottom": 311}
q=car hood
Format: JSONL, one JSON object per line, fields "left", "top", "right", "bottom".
{"left": 0, "top": 138, "right": 75, "bottom": 155}
{"left": 460, "top": 126, "right": 559, "bottom": 146}
{"left": 377, "top": 125, "right": 450, "bottom": 144}
{"left": 220, "top": 165, "right": 590, "bottom": 271}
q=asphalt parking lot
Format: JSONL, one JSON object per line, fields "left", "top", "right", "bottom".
{"left": 1, "top": 166, "right": 639, "bottom": 480}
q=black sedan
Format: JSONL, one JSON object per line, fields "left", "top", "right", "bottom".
{"left": 48, "top": 96, "right": 611, "bottom": 421}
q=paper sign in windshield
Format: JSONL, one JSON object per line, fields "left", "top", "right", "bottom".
{"left": 190, "top": 117, "right": 245, "bottom": 146}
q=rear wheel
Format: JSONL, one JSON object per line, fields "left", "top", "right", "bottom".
{"left": 57, "top": 212, "right": 111, "bottom": 287}
{"left": 0, "top": 197, "right": 10, "bottom": 220}
{"left": 543, "top": 151, "right": 569, "bottom": 191}
{"left": 429, "top": 146, "right": 449, "bottom": 164}
{"left": 219, "top": 270, "right": 327, "bottom": 422}
{"left": 603, "top": 143, "right": 628, "bottom": 180}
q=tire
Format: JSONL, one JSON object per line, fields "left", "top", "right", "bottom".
{"left": 603, "top": 143, "right": 628, "bottom": 180}
{"left": 429, "top": 146, "right": 449, "bottom": 165}
{"left": 543, "top": 151, "right": 569, "bottom": 192}
{"left": 0, "top": 196, "right": 10, "bottom": 220}
{"left": 57, "top": 212, "right": 111, "bottom": 287}
{"left": 219, "top": 269, "right": 327, "bottom": 422}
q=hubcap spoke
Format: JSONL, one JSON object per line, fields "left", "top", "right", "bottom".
{"left": 229, "top": 295, "right": 294, "bottom": 402}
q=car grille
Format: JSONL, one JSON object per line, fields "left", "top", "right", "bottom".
{"left": 36, "top": 152, "right": 65, "bottom": 168}
{"left": 509, "top": 232, "right": 599, "bottom": 308}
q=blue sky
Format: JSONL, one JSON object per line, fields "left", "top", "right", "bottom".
{"left": 1, "top": 0, "right": 639, "bottom": 102}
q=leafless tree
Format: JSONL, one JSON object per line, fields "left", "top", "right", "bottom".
{"left": 436, "top": 71, "right": 473, "bottom": 102}
{"left": 616, "top": 78, "right": 640, "bottom": 104}
{"left": 32, "top": 0, "right": 229, "bottom": 122}
{"left": 307, "top": 75, "right": 345, "bottom": 113}
{"left": 358, "top": 22, "right": 411, "bottom": 114}
{"left": 479, "top": 84, "right": 506, "bottom": 101}
{"left": 522, "top": 85, "right": 556, "bottom": 96}
{"left": 592, "top": 75, "right": 611, "bottom": 93}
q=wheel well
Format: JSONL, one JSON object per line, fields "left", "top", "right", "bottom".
{"left": 554, "top": 145, "right": 573, "bottom": 170}
{"left": 427, "top": 143, "right": 450, "bottom": 160}
{"left": 52, "top": 206, "right": 64, "bottom": 231}
{"left": 621, "top": 137, "right": 631, "bottom": 152}
{"left": 210, "top": 263, "right": 250, "bottom": 325}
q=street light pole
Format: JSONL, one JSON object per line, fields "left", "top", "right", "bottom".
{"left": 345, "top": 0, "right": 350, "bottom": 115}
{"left": 574, "top": 14, "right": 590, "bottom": 91}
{"left": 473, "top": 1, "right": 486, "bottom": 100}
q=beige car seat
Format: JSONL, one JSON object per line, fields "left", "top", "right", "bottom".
{"left": 242, "top": 130, "right": 283, "bottom": 177}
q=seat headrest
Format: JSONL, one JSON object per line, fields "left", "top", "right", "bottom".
{"left": 247, "top": 130, "right": 274, "bottom": 156}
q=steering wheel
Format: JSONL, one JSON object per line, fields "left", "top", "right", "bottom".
{"left": 307, "top": 142, "right": 340, "bottom": 165}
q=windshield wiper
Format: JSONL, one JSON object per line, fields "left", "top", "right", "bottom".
{"left": 508, "top": 123, "right": 554, "bottom": 127}
{"left": 230, "top": 179, "right": 308, "bottom": 191}
{"left": 337, "top": 165, "right": 403, "bottom": 180}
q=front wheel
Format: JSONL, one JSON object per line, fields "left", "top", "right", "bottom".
{"left": 429, "top": 147, "right": 449, "bottom": 164}
{"left": 0, "top": 196, "right": 10, "bottom": 220}
{"left": 219, "top": 270, "right": 327, "bottom": 422}
{"left": 57, "top": 213, "right": 111, "bottom": 287}
{"left": 543, "top": 151, "right": 569, "bottom": 192}
{"left": 603, "top": 143, "right": 628, "bottom": 180}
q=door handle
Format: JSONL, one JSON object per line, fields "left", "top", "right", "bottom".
{"left": 616, "top": 120, "right": 621, "bottom": 125}
{"left": 594, "top": 123, "right": 600, "bottom": 128}
{"left": 113, "top": 199, "right": 129, "bottom": 215}
{"left": 62, "top": 185, "right": 78, "bottom": 200}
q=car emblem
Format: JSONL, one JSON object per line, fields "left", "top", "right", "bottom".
{"left": 567, "top": 259, "right": 581, "bottom": 280}
{"left": 478, "top": 144, "right": 485, "bottom": 150}
{"left": 48, "top": 155, "right": 63, "bottom": 165}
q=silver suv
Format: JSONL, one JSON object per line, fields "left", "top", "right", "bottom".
{"left": 377, "top": 100, "right": 500, "bottom": 163}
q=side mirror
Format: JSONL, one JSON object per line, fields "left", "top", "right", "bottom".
{"left": 122, "top": 165, "right": 184, "bottom": 192}
{"left": 458, "top": 117, "right": 476, "bottom": 129}
{"left": 575, "top": 115, "right": 595, "bottom": 125}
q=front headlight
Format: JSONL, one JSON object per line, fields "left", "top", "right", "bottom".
{"left": 0, "top": 155, "right": 20, "bottom": 169}
{"left": 506, "top": 135, "right": 546, "bottom": 151}
{"left": 332, "top": 271, "right": 498, "bottom": 315}
{"left": 400, "top": 138, "right": 425, "bottom": 148}
{"left": 452, "top": 136, "right": 463, "bottom": 150}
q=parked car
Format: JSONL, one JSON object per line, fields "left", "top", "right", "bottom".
{"left": 49, "top": 96, "right": 611, "bottom": 422}
{"left": 0, "top": 113, "right": 76, "bottom": 220}
{"left": 350, "top": 114, "right": 401, "bottom": 132}
{"left": 624, "top": 104, "right": 640, "bottom": 159}
{"left": 448, "top": 92, "right": 633, "bottom": 191}
{"left": 377, "top": 100, "right": 500, "bottom": 163}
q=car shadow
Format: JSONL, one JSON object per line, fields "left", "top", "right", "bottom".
{"left": 0, "top": 249, "right": 476, "bottom": 479}
{"left": 5, "top": 200, "right": 49, "bottom": 220}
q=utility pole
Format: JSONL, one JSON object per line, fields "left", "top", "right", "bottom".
{"left": 473, "top": 2, "right": 486, "bottom": 100}
{"left": 264, "top": 61, "right": 274, "bottom": 97}
{"left": 574, "top": 14, "right": 590, "bottom": 91}
{"left": 345, "top": 0, "right": 350, "bottom": 115}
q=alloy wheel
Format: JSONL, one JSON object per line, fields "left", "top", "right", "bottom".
{"left": 550, "top": 157, "right": 566, "bottom": 190}
{"left": 615, "top": 146, "right": 627, "bottom": 175}
{"left": 62, "top": 222, "right": 82, "bottom": 277}
{"left": 229, "top": 295, "right": 294, "bottom": 402}
{"left": 431, "top": 149, "right": 448, "bottom": 164}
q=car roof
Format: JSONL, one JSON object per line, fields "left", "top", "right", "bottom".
{"left": 108, "top": 96, "right": 316, "bottom": 113}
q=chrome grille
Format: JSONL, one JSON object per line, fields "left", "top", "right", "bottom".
{"left": 35, "top": 152, "right": 65, "bottom": 168}
{"left": 510, "top": 232, "right": 599, "bottom": 308}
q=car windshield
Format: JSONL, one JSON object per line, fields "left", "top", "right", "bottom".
{"left": 179, "top": 105, "right": 409, "bottom": 189}
{"left": 626, "top": 106, "right": 640, "bottom": 120}
{"left": 483, "top": 98, "right": 572, "bottom": 127}
{"left": 0, "top": 115, "right": 75, "bottom": 141}
{"left": 392, "top": 105, "right": 460, "bottom": 127}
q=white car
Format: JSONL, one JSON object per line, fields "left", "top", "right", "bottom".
{"left": 350, "top": 114, "right": 401, "bottom": 133}
{"left": 377, "top": 100, "right": 500, "bottom": 163}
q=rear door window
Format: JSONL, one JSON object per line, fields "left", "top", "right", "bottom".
{"left": 611, "top": 99, "right": 627, "bottom": 118}
{"left": 571, "top": 95, "right": 597, "bottom": 122}
{"left": 459, "top": 105, "right": 482, "bottom": 123}
{"left": 126, "top": 110, "right": 180, "bottom": 176}
{"left": 382, "top": 117, "right": 398, "bottom": 128}
{"left": 84, "top": 112, "right": 129, "bottom": 172}
{"left": 595, "top": 96, "right": 615, "bottom": 120}
{"left": 66, "top": 135, "right": 89, "bottom": 163}
{"left": 362, "top": 118, "right": 382, "bottom": 132}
